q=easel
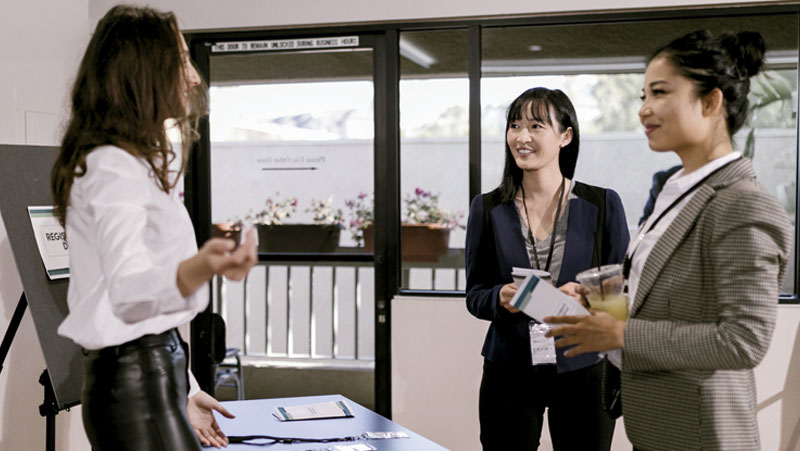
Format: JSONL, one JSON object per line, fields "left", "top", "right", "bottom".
{"left": 0, "top": 293, "right": 61, "bottom": 451}
{"left": 0, "top": 145, "right": 84, "bottom": 451}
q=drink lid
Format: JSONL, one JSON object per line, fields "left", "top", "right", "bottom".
{"left": 576, "top": 264, "right": 622, "bottom": 283}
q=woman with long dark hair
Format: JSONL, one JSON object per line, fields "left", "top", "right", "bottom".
{"left": 546, "top": 30, "right": 793, "bottom": 450}
{"left": 52, "top": 5, "right": 257, "bottom": 449}
{"left": 465, "top": 87, "right": 630, "bottom": 450}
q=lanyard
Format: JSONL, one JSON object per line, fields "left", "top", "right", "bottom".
{"left": 228, "top": 431, "right": 408, "bottom": 445}
{"left": 622, "top": 158, "right": 737, "bottom": 279}
{"left": 520, "top": 176, "right": 565, "bottom": 272}
{"left": 228, "top": 434, "right": 360, "bottom": 445}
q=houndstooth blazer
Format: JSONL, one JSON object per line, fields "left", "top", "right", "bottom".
{"left": 620, "top": 157, "right": 793, "bottom": 451}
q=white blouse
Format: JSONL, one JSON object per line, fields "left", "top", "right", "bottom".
{"left": 58, "top": 145, "right": 208, "bottom": 352}
{"left": 608, "top": 151, "right": 741, "bottom": 368}
{"left": 626, "top": 151, "right": 741, "bottom": 310}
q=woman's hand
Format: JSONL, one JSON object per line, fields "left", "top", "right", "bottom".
{"left": 557, "top": 282, "right": 589, "bottom": 308}
{"left": 499, "top": 283, "right": 521, "bottom": 313}
{"left": 186, "top": 390, "right": 235, "bottom": 448}
{"left": 177, "top": 228, "right": 258, "bottom": 296}
{"left": 543, "top": 311, "right": 625, "bottom": 357}
{"left": 212, "top": 228, "right": 258, "bottom": 281}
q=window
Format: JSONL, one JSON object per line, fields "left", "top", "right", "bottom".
{"left": 399, "top": 29, "right": 469, "bottom": 290}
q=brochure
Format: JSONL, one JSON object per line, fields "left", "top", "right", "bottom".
{"left": 273, "top": 400, "right": 354, "bottom": 421}
{"left": 510, "top": 273, "right": 589, "bottom": 322}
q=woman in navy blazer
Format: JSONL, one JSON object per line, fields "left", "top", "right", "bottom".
{"left": 465, "top": 87, "right": 629, "bottom": 450}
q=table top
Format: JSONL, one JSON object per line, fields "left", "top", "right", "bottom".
{"left": 213, "top": 394, "right": 447, "bottom": 450}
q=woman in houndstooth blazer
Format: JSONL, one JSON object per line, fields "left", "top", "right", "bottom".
{"left": 545, "top": 30, "right": 793, "bottom": 450}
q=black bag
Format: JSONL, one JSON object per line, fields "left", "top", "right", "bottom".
{"left": 602, "top": 357, "right": 622, "bottom": 419}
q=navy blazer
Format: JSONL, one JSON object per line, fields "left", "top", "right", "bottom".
{"left": 465, "top": 182, "right": 630, "bottom": 372}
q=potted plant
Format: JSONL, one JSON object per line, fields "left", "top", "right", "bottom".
{"left": 344, "top": 191, "right": 374, "bottom": 247}
{"left": 743, "top": 71, "right": 795, "bottom": 159}
{"left": 298, "top": 196, "right": 344, "bottom": 252}
{"left": 240, "top": 194, "right": 344, "bottom": 253}
{"left": 348, "top": 188, "right": 464, "bottom": 262}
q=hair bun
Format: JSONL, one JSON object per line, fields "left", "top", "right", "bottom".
{"left": 723, "top": 31, "right": 766, "bottom": 78}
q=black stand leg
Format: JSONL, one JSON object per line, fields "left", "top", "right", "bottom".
{"left": 1, "top": 293, "right": 61, "bottom": 451}
{"left": 39, "top": 370, "right": 58, "bottom": 451}
{"left": 0, "top": 293, "right": 28, "bottom": 376}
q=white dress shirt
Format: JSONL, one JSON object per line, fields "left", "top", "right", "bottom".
{"left": 58, "top": 145, "right": 208, "bottom": 394}
{"left": 608, "top": 152, "right": 742, "bottom": 368}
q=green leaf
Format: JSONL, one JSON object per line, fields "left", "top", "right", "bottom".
{"left": 743, "top": 128, "right": 756, "bottom": 159}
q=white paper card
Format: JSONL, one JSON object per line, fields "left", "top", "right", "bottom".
{"left": 307, "top": 445, "right": 377, "bottom": 451}
{"left": 511, "top": 273, "right": 589, "bottom": 322}
{"left": 331, "top": 445, "right": 376, "bottom": 451}
{"left": 28, "top": 206, "right": 69, "bottom": 279}
{"left": 529, "top": 322, "right": 557, "bottom": 365}
{"left": 363, "top": 431, "right": 410, "bottom": 439}
{"left": 274, "top": 400, "right": 354, "bottom": 421}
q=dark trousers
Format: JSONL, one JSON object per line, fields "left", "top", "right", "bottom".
{"left": 479, "top": 359, "right": 615, "bottom": 451}
{"left": 82, "top": 329, "right": 201, "bottom": 451}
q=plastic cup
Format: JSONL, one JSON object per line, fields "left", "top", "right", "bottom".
{"left": 212, "top": 222, "right": 243, "bottom": 249}
{"left": 576, "top": 264, "right": 628, "bottom": 321}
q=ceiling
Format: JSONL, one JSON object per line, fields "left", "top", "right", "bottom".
{"left": 209, "top": 13, "right": 798, "bottom": 84}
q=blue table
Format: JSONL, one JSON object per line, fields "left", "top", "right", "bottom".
{"left": 214, "top": 394, "right": 447, "bottom": 450}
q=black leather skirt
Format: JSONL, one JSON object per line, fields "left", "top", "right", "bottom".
{"left": 81, "top": 329, "right": 201, "bottom": 451}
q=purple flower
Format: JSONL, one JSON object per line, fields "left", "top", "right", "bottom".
{"left": 358, "top": 191, "right": 367, "bottom": 200}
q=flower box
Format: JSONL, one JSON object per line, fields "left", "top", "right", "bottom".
{"left": 363, "top": 223, "right": 450, "bottom": 262}
{"left": 256, "top": 224, "right": 341, "bottom": 253}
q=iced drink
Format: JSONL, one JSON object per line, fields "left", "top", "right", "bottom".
{"left": 587, "top": 294, "right": 628, "bottom": 321}
{"left": 576, "top": 264, "right": 628, "bottom": 321}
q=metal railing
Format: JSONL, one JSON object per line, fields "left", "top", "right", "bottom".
{"left": 213, "top": 251, "right": 467, "bottom": 361}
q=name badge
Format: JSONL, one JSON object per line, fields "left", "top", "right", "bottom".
{"left": 529, "top": 321, "right": 557, "bottom": 365}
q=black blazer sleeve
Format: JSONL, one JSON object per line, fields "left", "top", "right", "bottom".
{"left": 638, "top": 165, "right": 682, "bottom": 225}
{"left": 465, "top": 194, "right": 507, "bottom": 322}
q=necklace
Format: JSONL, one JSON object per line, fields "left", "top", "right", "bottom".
{"left": 520, "top": 176, "right": 565, "bottom": 271}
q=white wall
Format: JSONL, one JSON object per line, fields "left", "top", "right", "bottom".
{"left": 391, "top": 296, "right": 486, "bottom": 450}
{"left": 0, "top": 0, "right": 90, "bottom": 449}
{"left": 89, "top": 0, "right": 784, "bottom": 31}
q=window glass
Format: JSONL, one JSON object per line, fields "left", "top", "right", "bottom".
{"left": 209, "top": 49, "right": 374, "bottom": 251}
{"left": 399, "top": 29, "right": 469, "bottom": 290}
{"left": 208, "top": 47, "right": 375, "bottom": 359}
